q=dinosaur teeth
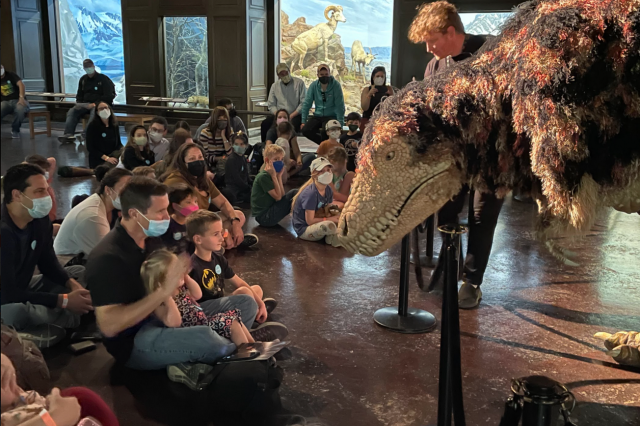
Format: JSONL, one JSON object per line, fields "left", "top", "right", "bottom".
{"left": 369, "top": 227, "right": 379, "bottom": 236}
{"left": 388, "top": 217, "right": 398, "bottom": 226}
{"left": 378, "top": 217, "right": 389, "bottom": 226}
{"left": 364, "top": 232, "right": 373, "bottom": 240}
{"left": 375, "top": 222, "right": 385, "bottom": 231}
{"left": 359, "top": 235, "right": 368, "bottom": 244}
{"left": 385, "top": 212, "right": 395, "bottom": 220}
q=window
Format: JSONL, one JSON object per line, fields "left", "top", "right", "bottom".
{"left": 460, "top": 13, "right": 513, "bottom": 36}
{"left": 280, "top": 1, "right": 394, "bottom": 114}
{"left": 57, "top": 0, "right": 126, "bottom": 103}
{"left": 163, "top": 17, "right": 209, "bottom": 108}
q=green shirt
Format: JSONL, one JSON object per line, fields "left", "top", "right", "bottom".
{"left": 251, "top": 171, "right": 276, "bottom": 217}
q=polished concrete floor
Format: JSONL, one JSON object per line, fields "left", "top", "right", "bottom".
{"left": 2, "top": 124, "right": 639, "bottom": 426}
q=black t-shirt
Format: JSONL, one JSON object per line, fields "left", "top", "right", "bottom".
{"left": 340, "top": 132, "right": 362, "bottom": 172}
{"left": 189, "top": 252, "right": 235, "bottom": 302}
{"left": 122, "top": 146, "right": 155, "bottom": 170}
{"left": 86, "top": 220, "right": 149, "bottom": 363}
{"left": 159, "top": 218, "right": 194, "bottom": 254}
{"left": 1, "top": 71, "right": 22, "bottom": 101}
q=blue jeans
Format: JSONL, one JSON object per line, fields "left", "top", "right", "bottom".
{"left": 125, "top": 294, "right": 258, "bottom": 370}
{"left": 1, "top": 99, "right": 30, "bottom": 132}
{"left": 256, "top": 189, "right": 298, "bottom": 227}
{"left": 64, "top": 103, "right": 95, "bottom": 135}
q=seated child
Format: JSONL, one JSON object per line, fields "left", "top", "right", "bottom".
{"left": 224, "top": 133, "right": 252, "bottom": 203}
{"left": 24, "top": 155, "right": 58, "bottom": 233}
{"left": 339, "top": 112, "right": 363, "bottom": 172}
{"left": 186, "top": 210, "right": 279, "bottom": 323}
{"left": 142, "top": 249, "right": 255, "bottom": 346}
{"left": 132, "top": 165, "right": 157, "bottom": 179}
{"left": 316, "top": 119, "right": 343, "bottom": 158}
{"left": 327, "top": 146, "right": 355, "bottom": 208}
{"left": 251, "top": 144, "right": 298, "bottom": 227}
{"left": 160, "top": 184, "right": 199, "bottom": 252}
{"left": 275, "top": 121, "right": 304, "bottom": 181}
{"left": 291, "top": 157, "right": 341, "bottom": 246}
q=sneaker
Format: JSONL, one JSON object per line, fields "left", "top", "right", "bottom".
{"left": 263, "top": 298, "right": 278, "bottom": 314}
{"left": 57, "top": 134, "right": 75, "bottom": 143}
{"left": 11, "top": 131, "right": 20, "bottom": 138}
{"left": 250, "top": 322, "right": 288, "bottom": 342}
{"left": 240, "top": 233, "right": 259, "bottom": 248}
{"left": 75, "top": 134, "right": 85, "bottom": 142}
{"left": 167, "top": 362, "right": 214, "bottom": 391}
{"left": 458, "top": 282, "right": 482, "bottom": 309}
{"left": 18, "top": 324, "right": 66, "bottom": 349}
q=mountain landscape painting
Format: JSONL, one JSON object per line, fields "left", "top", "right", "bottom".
{"left": 58, "top": 0, "right": 126, "bottom": 103}
{"left": 460, "top": 12, "right": 513, "bottom": 36}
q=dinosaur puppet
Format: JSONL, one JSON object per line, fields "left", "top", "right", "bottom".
{"left": 337, "top": 0, "right": 640, "bottom": 262}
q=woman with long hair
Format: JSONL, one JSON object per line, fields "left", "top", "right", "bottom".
{"left": 120, "top": 124, "right": 155, "bottom": 170}
{"left": 198, "top": 106, "right": 234, "bottom": 189}
{"left": 162, "top": 142, "right": 257, "bottom": 249}
{"left": 156, "top": 128, "right": 193, "bottom": 176}
{"left": 360, "top": 66, "right": 394, "bottom": 130}
{"left": 85, "top": 101, "right": 122, "bottom": 169}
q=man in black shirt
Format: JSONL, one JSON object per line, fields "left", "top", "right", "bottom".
{"left": 1, "top": 164, "right": 92, "bottom": 345}
{"left": 58, "top": 59, "right": 116, "bottom": 143}
{"left": 410, "top": 1, "right": 503, "bottom": 309}
{"left": 86, "top": 177, "right": 258, "bottom": 370}
{"left": 1, "top": 65, "right": 30, "bottom": 138}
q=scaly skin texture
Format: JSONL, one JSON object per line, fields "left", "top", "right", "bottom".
{"left": 338, "top": 0, "right": 640, "bottom": 257}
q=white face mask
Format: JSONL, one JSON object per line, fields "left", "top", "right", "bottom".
{"left": 98, "top": 109, "right": 111, "bottom": 120}
{"left": 108, "top": 188, "right": 122, "bottom": 210}
{"left": 44, "top": 172, "right": 50, "bottom": 181}
{"left": 317, "top": 171, "right": 333, "bottom": 185}
{"left": 21, "top": 194, "right": 53, "bottom": 219}
{"left": 328, "top": 130, "right": 341, "bottom": 140}
{"left": 374, "top": 76, "right": 385, "bottom": 86}
{"left": 281, "top": 75, "right": 292, "bottom": 84}
{"left": 148, "top": 131, "right": 163, "bottom": 143}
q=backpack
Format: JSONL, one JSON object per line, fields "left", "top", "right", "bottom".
{"left": 250, "top": 142, "right": 264, "bottom": 175}
{"left": 1, "top": 324, "right": 51, "bottom": 393}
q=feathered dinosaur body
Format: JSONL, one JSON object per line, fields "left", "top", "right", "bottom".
{"left": 338, "top": 0, "right": 640, "bottom": 257}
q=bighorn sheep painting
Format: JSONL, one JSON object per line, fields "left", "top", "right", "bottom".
{"left": 290, "top": 6, "right": 347, "bottom": 72}
{"left": 350, "top": 41, "right": 377, "bottom": 82}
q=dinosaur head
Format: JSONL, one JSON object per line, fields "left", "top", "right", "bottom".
{"left": 338, "top": 82, "right": 466, "bottom": 255}
{"left": 325, "top": 6, "right": 346, "bottom": 23}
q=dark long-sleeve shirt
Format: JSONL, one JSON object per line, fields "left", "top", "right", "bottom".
{"left": 224, "top": 152, "right": 251, "bottom": 194}
{"left": 86, "top": 119, "right": 122, "bottom": 169}
{"left": 76, "top": 72, "right": 116, "bottom": 105}
{"left": 121, "top": 146, "right": 154, "bottom": 170}
{"left": 1, "top": 204, "right": 69, "bottom": 308}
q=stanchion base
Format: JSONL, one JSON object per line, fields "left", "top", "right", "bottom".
{"left": 374, "top": 307, "right": 437, "bottom": 334}
{"left": 411, "top": 254, "right": 439, "bottom": 268}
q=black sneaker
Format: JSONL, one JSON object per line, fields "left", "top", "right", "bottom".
{"left": 273, "top": 347, "right": 292, "bottom": 361}
{"left": 57, "top": 134, "right": 75, "bottom": 143}
{"left": 250, "top": 322, "right": 288, "bottom": 342}
{"left": 458, "top": 282, "right": 482, "bottom": 309}
{"left": 240, "top": 233, "right": 259, "bottom": 248}
{"left": 18, "top": 324, "right": 66, "bottom": 349}
{"left": 167, "top": 363, "right": 214, "bottom": 391}
{"left": 263, "top": 298, "right": 278, "bottom": 314}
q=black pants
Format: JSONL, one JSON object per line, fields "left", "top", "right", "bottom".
{"left": 302, "top": 116, "right": 334, "bottom": 144}
{"left": 436, "top": 186, "right": 504, "bottom": 286}
{"left": 261, "top": 114, "right": 302, "bottom": 142}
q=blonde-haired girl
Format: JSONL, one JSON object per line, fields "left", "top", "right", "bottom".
{"left": 142, "top": 249, "right": 254, "bottom": 345}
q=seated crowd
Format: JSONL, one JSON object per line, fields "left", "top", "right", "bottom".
{"left": 0, "top": 57, "right": 392, "bottom": 422}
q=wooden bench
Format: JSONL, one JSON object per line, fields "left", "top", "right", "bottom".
{"left": 83, "top": 113, "right": 155, "bottom": 130}
{"left": 28, "top": 110, "right": 51, "bottom": 139}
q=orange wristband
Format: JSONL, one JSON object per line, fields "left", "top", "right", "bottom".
{"left": 61, "top": 294, "right": 69, "bottom": 309}
{"left": 39, "top": 409, "right": 57, "bottom": 426}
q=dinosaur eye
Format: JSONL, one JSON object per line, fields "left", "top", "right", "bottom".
{"left": 386, "top": 151, "right": 395, "bottom": 161}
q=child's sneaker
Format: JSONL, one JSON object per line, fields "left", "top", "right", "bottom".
{"left": 167, "top": 362, "right": 214, "bottom": 391}
{"left": 18, "top": 324, "right": 66, "bottom": 349}
{"left": 250, "top": 322, "right": 288, "bottom": 342}
{"left": 240, "top": 233, "right": 259, "bottom": 248}
{"left": 263, "top": 298, "right": 278, "bottom": 314}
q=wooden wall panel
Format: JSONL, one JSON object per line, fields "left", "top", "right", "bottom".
{"left": 1, "top": 0, "right": 17, "bottom": 72}
{"left": 246, "top": 0, "right": 268, "bottom": 123}
{"left": 11, "top": 0, "right": 47, "bottom": 93}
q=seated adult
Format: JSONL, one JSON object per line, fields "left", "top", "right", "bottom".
{"left": 1, "top": 164, "right": 92, "bottom": 336}
{"left": 162, "top": 142, "right": 257, "bottom": 249}
{"left": 262, "top": 62, "right": 306, "bottom": 141}
{"left": 1, "top": 64, "right": 29, "bottom": 138}
{"left": 361, "top": 66, "right": 394, "bottom": 130}
{"left": 173, "top": 120, "right": 191, "bottom": 134}
{"left": 301, "top": 64, "right": 345, "bottom": 144}
{"left": 120, "top": 125, "right": 155, "bottom": 170}
{"left": 86, "top": 177, "right": 259, "bottom": 371}
{"left": 147, "top": 116, "right": 170, "bottom": 163}
{"left": 58, "top": 59, "right": 115, "bottom": 143}
{"left": 85, "top": 101, "right": 122, "bottom": 169}
{"left": 199, "top": 107, "right": 234, "bottom": 175}
{"left": 23, "top": 155, "right": 57, "bottom": 224}
{"left": 155, "top": 128, "right": 192, "bottom": 176}
{"left": 54, "top": 168, "right": 132, "bottom": 261}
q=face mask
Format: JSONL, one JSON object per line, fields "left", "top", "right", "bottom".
{"left": 374, "top": 77, "right": 385, "bottom": 86}
{"left": 328, "top": 130, "right": 341, "bottom": 139}
{"left": 272, "top": 161, "right": 285, "bottom": 173}
{"left": 233, "top": 145, "right": 247, "bottom": 155}
{"left": 148, "top": 131, "right": 163, "bottom": 143}
{"left": 318, "top": 76, "right": 330, "bottom": 84}
{"left": 136, "top": 209, "right": 170, "bottom": 237}
{"left": 317, "top": 171, "right": 333, "bottom": 185}
{"left": 84, "top": 67, "right": 95, "bottom": 75}
{"left": 276, "top": 117, "right": 288, "bottom": 124}
{"left": 217, "top": 120, "right": 228, "bottom": 130}
{"left": 177, "top": 204, "right": 199, "bottom": 217}
{"left": 281, "top": 75, "right": 291, "bottom": 84}
{"left": 108, "top": 188, "right": 122, "bottom": 210}
{"left": 98, "top": 109, "right": 111, "bottom": 120}
{"left": 44, "top": 172, "right": 50, "bottom": 181}
{"left": 348, "top": 124, "right": 359, "bottom": 132}
{"left": 187, "top": 160, "right": 206, "bottom": 177}
{"left": 134, "top": 136, "right": 147, "bottom": 146}
{"left": 21, "top": 193, "right": 52, "bottom": 219}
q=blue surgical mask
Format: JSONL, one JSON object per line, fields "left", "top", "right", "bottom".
{"left": 84, "top": 67, "right": 95, "bottom": 75}
{"left": 21, "top": 193, "right": 52, "bottom": 219}
{"left": 273, "top": 161, "right": 284, "bottom": 173}
{"left": 109, "top": 189, "right": 122, "bottom": 210}
{"left": 136, "top": 209, "right": 170, "bottom": 237}
{"left": 233, "top": 145, "right": 247, "bottom": 155}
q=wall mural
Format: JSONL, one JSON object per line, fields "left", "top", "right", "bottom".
{"left": 58, "top": 0, "right": 126, "bottom": 103}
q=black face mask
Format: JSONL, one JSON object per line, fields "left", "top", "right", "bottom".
{"left": 318, "top": 76, "right": 331, "bottom": 84}
{"left": 187, "top": 160, "right": 206, "bottom": 177}
{"left": 228, "top": 108, "right": 237, "bottom": 118}
{"left": 348, "top": 124, "right": 359, "bottom": 132}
